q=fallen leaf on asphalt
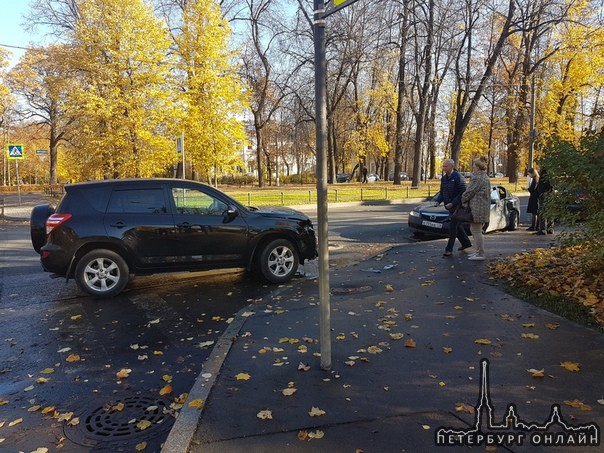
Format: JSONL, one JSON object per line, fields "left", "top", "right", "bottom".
{"left": 453, "top": 305, "right": 463, "bottom": 310}
{"left": 135, "top": 442, "right": 147, "bottom": 451}
{"left": 404, "top": 313, "right": 413, "bottom": 320}
{"left": 298, "top": 345, "right": 308, "bottom": 353}
{"left": 298, "top": 362, "right": 311, "bottom": 372}
{"left": 442, "top": 347, "right": 453, "bottom": 354}
{"left": 153, "top": 350, "right": 163, "bottom": 355}
{"left": 68, "top": 417, "right": 80, "bottom": 426}
{"left": 597, "top": 399, "right": 604, "bottom": 405}
{"left": 30, "top": 448, "right": 48, "bottom": 453}
{"left": 521, "top": 333, "right": 540, "bottom": 340}
{"left": 36, "top": 377, "right": 49, "bottom": 384}
{"left": 188, "top": 399, "right": 204, "bottom": 409}
{"left": 336, "top": 334, "right": 346, "bottom": 340}
{"left": 57, "top": 412, "right": 73, "bottom": 422}
{"left": 116, "top": 368, "right": 131, "bottom": 379}
{"left": 113, "top": 402, "right": 125, "bottom": 411}
{"left": 385, "top": 284, "right": 394, "bottom": 292}
{"left": 174, "top": 393, "right": 188, "bottom": 405}
{"left": 0, "top": 398, "right": 8, "bottom": 406}
{"left": 70, "top": 315, "right": 82, "bottom": 320}
{"left": 162, "top": 375, "right": 173, "bottom": 383}
{"left": 137, "top": 420, "right": 152, "bottom": 430}
{"left": 389, "top": 333, "right": 404, "bottom": 340}
{"left": 8, "top": 418, "right": 23, "bottom": 427}
{"left": 527, "top": 368, "right": 545, "bottom": 378}
{"left": 367, "top": 346, "right": 383, "bottom": 354}
{"left": 28, "top": 405, "right": 41, "bottom": 412}
{"left": 41, "top": 407, "right": 56, "bottom": 415}
{"left": 235, "top": 373, "right": 251, "bottom": 381}
{"left": 522, "top": 323, "right": 536, "bottom": 328}
{"left": 66, "top": 354, "right": 81, "bottom": 363}
{"left": 404, "top": 338, "right": 416, "bottom": 348}
{"left": 474, "top": 339, "right": 492, "bottom": 345}
{"left": 420, "top": 280, "right": 435, "bottom": 287}
{"left": 40, "top": 368, "right": 54, "bottom": 374}
{"left": 282, "top": 388, "right": 297, "bottom": 396}
{"left": 560, "top": 362, "right": 581, "bottom": 372}
{"left": 564, "top": 400, "right": 592, "bottom": 411}
{"left": 309, "top": 406, "right": 326, "bottom": 417}
{"left": 439, "top": 381, "right": 446, "bottom": 387}
{"left": 464, "top": 297, "right": 476, "bottom": 302}
{"left": 345, "top": 361, "right": 356, "bottom": 367}
{"left": 455, "top": 403, "right": 475, "bottom": 414}
{"left": 197, "top": 341, "right": 215, "bottom": 348}
{"left": 24, "top": 385, "right": 34, "bottom": 391}
{"left": 545, "top": 323, "right": 560, "bottom": 330}
{"left": 422, "top": 424, "right": 430, "bottom": 430}
{"left": 148, "top": 318, "right": 160, "bottom": 325}
{"left": 159, "top": 385, "right": 173, "bottom": 395}
{"left": 257, "top": 409, "right": 273, "bottom": 420}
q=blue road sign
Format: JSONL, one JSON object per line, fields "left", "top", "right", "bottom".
{"left": 6, "top": 144, "right": 24, "bottom": 160}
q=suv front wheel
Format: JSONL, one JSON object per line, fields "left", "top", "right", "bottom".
{"left": 75, "top": 249, "right": 129, "bottom": 298}
{"left": 259, "top": 239, "right": 299, "bottom": 284}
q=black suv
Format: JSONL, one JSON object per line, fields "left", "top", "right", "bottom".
{"left": 31, "top": 179, "right": 317, "bottom": 298}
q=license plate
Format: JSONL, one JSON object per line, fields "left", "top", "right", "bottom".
{"left": 422, "top": 220, "right": 442, "bottom": 229}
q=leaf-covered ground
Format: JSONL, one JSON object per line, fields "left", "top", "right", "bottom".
{"left": 489, "top": 243, "right": 604, "bottom": 328}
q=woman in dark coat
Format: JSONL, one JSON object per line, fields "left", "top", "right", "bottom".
{"left": 526, "top": 168, "right": 539, "bottom": 230}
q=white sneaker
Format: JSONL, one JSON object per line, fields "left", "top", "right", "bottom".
{"left": 468, "top": 254, "right": 485, "bottom": 261}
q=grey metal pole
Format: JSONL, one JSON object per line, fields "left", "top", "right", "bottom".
{"left": 528, "top": 77, "right": 535, "bottom": 169}
{"left": 314, "top": 0, "right": 331, "bottom": 370}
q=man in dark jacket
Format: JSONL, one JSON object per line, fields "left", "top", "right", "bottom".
{"left": 432, "top": 158, "right": 472, "bottom": 256}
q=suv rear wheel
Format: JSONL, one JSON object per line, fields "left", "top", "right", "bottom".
{"left": 259, "top": 239, "right": 299, "bottom": 284}
{"left": 75, "top": 249, "right": 129, "bottom": 298}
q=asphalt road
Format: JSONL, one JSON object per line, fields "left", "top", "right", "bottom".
{"left": 0, "top": 198, "right": 531, "bottom": 452}
{"left": 0, "top": 202, "right": 420, "bottom": 453}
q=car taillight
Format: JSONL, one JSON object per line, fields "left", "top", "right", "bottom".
{"left": 46, "top": 213, "right": 72, "bottom": 234}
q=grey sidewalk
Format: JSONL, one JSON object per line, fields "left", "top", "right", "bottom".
{"left": 164, "top": 232, "right": 604, "bottom": 452}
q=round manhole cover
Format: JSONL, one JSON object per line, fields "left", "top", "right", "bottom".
{"left": 64, "top": 395, "right": 173, "bottom": 446}
{"left": 331, "top": 284, "right": 373, "bottom": 295}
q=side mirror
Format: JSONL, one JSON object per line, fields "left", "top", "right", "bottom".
{"left": 223, "top": 205, "right": 239, "bottom": 223}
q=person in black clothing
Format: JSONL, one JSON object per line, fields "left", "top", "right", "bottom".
{"left": 534, "top": 167, "right": 553, "bottom": 235}
{"left": 526, "top": 168, "right": 539, "bottom": 230}
{"left": 432, "top": 158, "right": 472, "bottom": 256}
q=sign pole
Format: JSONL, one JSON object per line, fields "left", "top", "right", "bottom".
{"left": 15, "top": 160, "right": 21, "bottom": 204}
{"left": 314, "top": 0, "right": 331, "bottom": 371}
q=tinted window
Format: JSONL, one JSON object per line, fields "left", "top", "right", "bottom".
{"left": 107, "top": 189, "right": 167, "bottom": 214}
{"left": 79, "top": 186, "right": 112, "bottom": 212}
{"left": 171, "top": 188, "right": 227, "bottom": 215}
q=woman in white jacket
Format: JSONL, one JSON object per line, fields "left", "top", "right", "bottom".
{"left": 461, "top": 157, "right": 491, "bottom": 260}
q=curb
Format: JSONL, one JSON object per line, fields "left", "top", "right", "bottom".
{"left": 160, "top": 280, "right": 311, "bottom": 453}
{"left": 160, "top": 310, "right": 247, "bottom": 453}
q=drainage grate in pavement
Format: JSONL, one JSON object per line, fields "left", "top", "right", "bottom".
{"left": 331, "top": 284, "right": 373, "bottom": 295}
{"left": 65, "top": 396, "right": 173, "bottom": 446}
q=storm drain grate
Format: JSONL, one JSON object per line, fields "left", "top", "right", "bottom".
{"left": 65, "top": 395, "right": 173, "bottom": 445}
{"left": 331, "top": 284, "right": 373, "bottom": 295}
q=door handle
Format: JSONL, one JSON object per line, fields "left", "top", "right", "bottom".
{"left": 110, "top": 221, "right": 126, "bottom": 228}
{"left": 177, "top": 222, "right": 192, "bottom": 228}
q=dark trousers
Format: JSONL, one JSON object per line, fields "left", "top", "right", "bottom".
{"left": 446, "top": 216, "right": 472, "bottom": 252}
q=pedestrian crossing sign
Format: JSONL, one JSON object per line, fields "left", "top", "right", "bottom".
{"left": 6, "top": 144, "right": 24, "bottom": 160}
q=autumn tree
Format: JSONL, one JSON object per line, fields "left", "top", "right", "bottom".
{"left": 64, "top": 0, "right": 178, "bottom": 179}
{"left": 170, "top": 0, "right": 248, "bottom": 183}
{"left": 7, "top": 45, "right": 76, "bottom": 184}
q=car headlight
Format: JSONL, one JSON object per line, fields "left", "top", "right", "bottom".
{"left": 409, "top": 210, "right": 420, "bottom": 217}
